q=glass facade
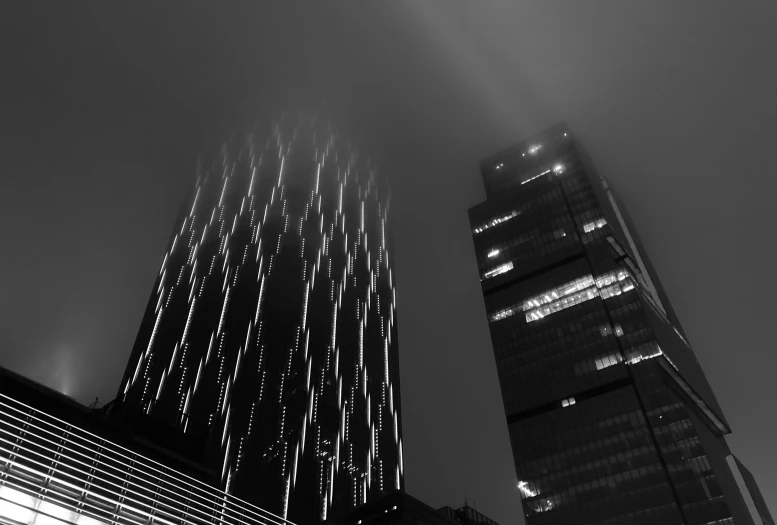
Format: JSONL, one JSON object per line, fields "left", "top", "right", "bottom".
{"left": 469, "top": 123, "right": 772, "bottom": 525}
{"left": 0, "top": 367, "right": 292, "bottom": 525}
{"left": 117, "top": 116, "right": 403, "bottom": 524}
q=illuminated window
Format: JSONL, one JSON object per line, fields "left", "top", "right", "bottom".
{"left": 561, "top": 397, "right": 576, "bottom": 407}
{"left": 599, "top": 324, "right": 612, "bottom": 337}
{"left": 0, "top": 487, "right": 37, "bottom": 524}
{"left": 523, "top": 275, "right": 597, "bottom": 322}
{"left": 488, "top": 269, "right": 635, "bottom": 324}
{"left": 517, "top": 481, "right": 538, "bottom": 499}
{"left": 523, "top": 270, "right": 634, "bottom": 323}
{"left": 521, "top": 169, "right": 552, "bottom": 185}
{"left": 487, "top": 249, "right": 500, "bottom": 258}
{"left": 595, "top": 353, "right": 622, "bottom": 370}
{"left": 472, "top": 210, "right": 520, "bottom": 234}
{"left": 490, "top": 307, "right": 518, "bottom": 322}
{"left": 483, "top": 262, "right": 513, "bottom": 280}
{"left": 582, "top": 218, "right": 607, "bottom": 233}
{"left": 625, "top": 344, "right": 664, "bottom": 365}
{"left": 552, "top": 163, "right": 564, "bottom": 174}
{"left": 553, "top": 228, "right": 566, "bottom": 239}
{"left": 599, "top": 279, "right": 634, "bottom": 299}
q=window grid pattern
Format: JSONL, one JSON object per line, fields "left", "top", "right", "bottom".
{"left": 495, "top": 303, "right": 629, "bottom": 416}
{"left": 632, "top": 363, "right": 735, "bottom": 525}
{"left": 489, "top": 269, "right": 634, "bottom": 324}
{"left": 0, "top": 393, "right": 293, "bottom": 525}
{"left": 472, "top": 129, "right": 748, "bottom": 525}
{"left": 604, "top": 259, "right": 736, "bottom": 525}
{"left": 510, "top": 389, "right": 683, "bottom": 525}
{"left": 474, "top": 188, "right": 579, "bottom": 279}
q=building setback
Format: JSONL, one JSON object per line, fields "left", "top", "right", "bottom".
{"left": 468, "top": 123, "right": 773, "bottom": 525}
{"left": 117, "top": 116, "right": 403, "bottom": 524}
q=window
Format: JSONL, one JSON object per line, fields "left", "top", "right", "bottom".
{"left": 523, "top": 275, "right": 597, "bottom": 322}
{"left": 595, "top": 353, "right": 622, "bottom": 370}
{"left": 489, "top": 269, "right": 635, "bottom": 324}
{"left": 562, "top": 397, "right": 576, "bottom": 407}
{"left": 521, "top": 169, "right": 552, "bottom": 186}
{"left": 483, "top": 262, "right": 513, "bottom": 280}
{"left": 490, "top": 307, "right": 518, "bottom": 322}
{"left": 582, "top": 218, "right": 607, "bottom": 233}
{"left": 472, "top": 210, "right": 520, "bottom": 234}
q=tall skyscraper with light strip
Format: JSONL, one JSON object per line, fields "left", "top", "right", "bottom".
{"left": 117, "top": 116, "right": 404, "bottom": 524}
{"left": 469, "top": 123, "right": 773, "bottom": 525}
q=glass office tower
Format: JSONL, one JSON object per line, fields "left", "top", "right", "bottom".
{"left": 117, "top": 116, "right": 404, "bottom": 524}
{"left": 469, "top": 124, "right": 773, "bottom": 525}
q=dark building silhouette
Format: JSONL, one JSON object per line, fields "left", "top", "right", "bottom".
{"left": 0, "top": 366, "right": 291, "bottom": 525}
{"left": 437, "top": 504, "right": 500, "bottom": 525}
{"left": 468, "top": 123, "right": 773, "bottom": 525}
{"left": 117, "top": 116, "right": 403, "bottom": 524}
{"left": 324, "top": 492, "right": 500, "bottom": 525}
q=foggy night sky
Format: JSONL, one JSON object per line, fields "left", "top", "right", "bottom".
{"left": 1, "top": 2, "right": 776, "bottom": 524}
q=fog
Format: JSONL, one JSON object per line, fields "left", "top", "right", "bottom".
{"left": 2, "top": 2, "right": 776, "bottom": 523}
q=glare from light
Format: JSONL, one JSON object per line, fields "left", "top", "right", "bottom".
{"left": 517, "top": 481, "right": 538, "bottom": 499}
{"left": 553, "top": 163, "right": 564, "bottom": 174}
{"left": 0, "top": 486, "right": 36, "bottom": 525}
{"left": 37, "top": 501, "right": 77, "bottom": 525}
{"left": 483, "top": 262, "right": 513, "bottom": 279}
{"left": 582, "top": 218, "right": 607, "bottom": 233}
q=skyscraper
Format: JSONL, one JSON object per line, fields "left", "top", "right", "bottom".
{"left": 469, "top": 123, "right": 773, "bottom": 525}
{"left": 117, "top": 116, "right": 404, "bottom": 524}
